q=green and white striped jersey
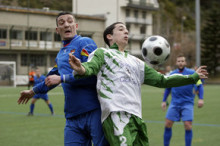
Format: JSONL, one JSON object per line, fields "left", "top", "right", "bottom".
{"left": 75, "top": 43, "right": 199, "bottom": 123}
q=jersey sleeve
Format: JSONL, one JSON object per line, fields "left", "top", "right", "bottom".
{"left": 195, "top": 79, "right": 204, "bottom": 99}
{"left": 33, "top": 64, "right": 59, "bottom": 94}
{"left": 79, "top": 37, "right": 97, "bottom": 62}
{"left": 162, "top": 88, "right": 171, "bottom": 102}
{"left": 143, "top": 64, "right": 200, "bottom": 88}
{"left": 74, "top": 48, "right": 105, "bottom": 78}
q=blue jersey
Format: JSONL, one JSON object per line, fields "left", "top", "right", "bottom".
{"left": 33, "top": 75, "right": 48, "bottom": 98}
{"left": 32, "top": 35, "right": 100, "bottom": 119}
{"left": 163, "top": 67, "right": 199, "bottom": 105}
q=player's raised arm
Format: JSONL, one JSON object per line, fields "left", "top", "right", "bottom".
{"left": 68, "top": 53, "right": 85, "bottom": 75}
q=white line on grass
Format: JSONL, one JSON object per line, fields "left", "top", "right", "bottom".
{"left": 0, "top": 111, "right": 220, "bottom": 127}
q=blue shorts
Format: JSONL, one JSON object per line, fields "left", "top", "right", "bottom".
{"left": 33, "top": 94, "right": 49, "bottom": 101}
{"left": 166, "top": 104, "right": 194, "bottom": 122}
{"left": 64, "top": 108, "right": 109, "bottom": 146}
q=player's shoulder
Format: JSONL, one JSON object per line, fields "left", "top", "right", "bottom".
{"left": 185, "top": 67, "right": 195, "bottom": 74}
{"left": 170, "top": 69, "right": 178, "bottom": 74}
{"left": 77, "top": 36, "right": 95, "bottom": 44}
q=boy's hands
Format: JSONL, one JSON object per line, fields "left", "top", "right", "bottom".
{"left": 69, "top": 53, "right": 85, "bottom": 75}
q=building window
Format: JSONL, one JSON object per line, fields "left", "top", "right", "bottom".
{"left": 126, "top": 9, "right": 130, "bottom": 17}
{"left": 50, "top": 54, "right": 57, "bottom": 66}
{"left": 140, "top": 25, "right": 146, "bottom": 34}
{"left": 54, "top": 33, "right": 61, "bottom": 41}
{"left": 142, "top": 11, "right": 146, "bottom": 19}
{"left": 21, "top": 54, "right": 45, "bottom": 66}
{"left": 11, "top": 30, "right": 23, "bottom": 40}
{"left": 80, "top": 33, "right": 92, "bottom": 38}
{"left": 40, "top": 32, "right": 52, "bottom": 41}
{"left": 25, "top": 31, "right": 37, "bottom": 40}
{"left": 126, "top": 24, "right": 130, "bottom": 32}
{"left": 140, "top": 0, "right": 146, "bottom": 5}
{"left": 134, "top": 10, "right": 138, "bottom": 18}
{"left": 0, "top": 29, "right": 7, "bottom": 39}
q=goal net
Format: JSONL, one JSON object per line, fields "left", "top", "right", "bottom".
{"left": 0, "top": 61, "right": 16, "bottom": 87}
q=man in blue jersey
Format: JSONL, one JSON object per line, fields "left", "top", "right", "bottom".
{"left": 161, "top": 54, "right": 204, "bottom": 146}
{"left": 27, "top": 68, "right": 54, "bottom": 116}
{"left": 18, "top": 12, "right": 108, "bottom": 146}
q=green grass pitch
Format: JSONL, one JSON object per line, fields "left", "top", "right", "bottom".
{"left": 0, "top": 85, "right": 219, "bottom": 146}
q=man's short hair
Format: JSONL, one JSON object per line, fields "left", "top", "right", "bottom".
{"left": 177, "top": 53, "right": 185, "bottom": 58}
{"left": 56, "top": 12, "right": 75, "bottom": 26}
{"left": 103, "top": 22, "right": 124, "bottom": 47}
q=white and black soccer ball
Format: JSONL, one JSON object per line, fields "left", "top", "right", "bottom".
{"left": 141, "top": 35, "right": 170, "bottom": 65}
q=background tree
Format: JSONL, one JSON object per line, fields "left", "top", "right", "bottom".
{"left": 201, "top": 6, "right": 220, "bottom": 76}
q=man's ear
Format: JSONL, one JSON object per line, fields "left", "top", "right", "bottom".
{"left": 75, "top": 23, "right": 78, "bottom": 30}
{"left": 107, "top": 34, "right": 112, "bottom": 41}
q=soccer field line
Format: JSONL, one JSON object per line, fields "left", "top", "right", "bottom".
{"left": 1, "top": 111, "right": 220, "bottom": 128}
{"left": 144, "top": 120, "right": 220, "bottom": 127}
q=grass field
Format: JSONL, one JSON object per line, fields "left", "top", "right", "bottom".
{"left": 0, "top": 85, "right": 219, "bottom": 146}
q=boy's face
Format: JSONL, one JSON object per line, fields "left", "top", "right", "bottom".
{"left": 56, "top": 14, "right": 78, "bottom": 40}
{"left": 176, "top": 57, "right": 187, "bottom": 69}
{"left": 108, "top": 23, "right": 129, "bottom": 47}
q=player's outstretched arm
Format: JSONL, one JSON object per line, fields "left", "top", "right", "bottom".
{"left": 196, "top": 66, "right": 208, "bottom": 79}
{"left": 17, "top": 90, "right": 35, "bottom": 104}
{"left": 68, "top": 53, "right": 85, "bottom": 75}
{"left": 45, "top": 75, "right": 61, "bottom": 87}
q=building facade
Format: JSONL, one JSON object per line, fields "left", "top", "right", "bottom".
{"left": 72, "top": 0, "right": 159, "bottom": 56}
{"left": 0, "top": 6, "right": 105, "bottom": 76}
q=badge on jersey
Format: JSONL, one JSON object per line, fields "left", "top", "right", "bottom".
{"left": 71, "top": 49, "right": 76, "bottom": 55}
{"left": 81, "top": 48, "right": 89, "bottom": 57}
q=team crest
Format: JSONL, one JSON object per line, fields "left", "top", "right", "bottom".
{"left": 81, "top": 48, "right": 89, "bottom": 57}
{"left": 70, "top": 49, "right": 76, "bottom": 55}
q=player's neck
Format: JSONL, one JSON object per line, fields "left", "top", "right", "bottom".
{"left": 178, "top": 67, "right": 185, "bottom": 72}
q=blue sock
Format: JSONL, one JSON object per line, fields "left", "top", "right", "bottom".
{"left": 30, "top": 104, "right": 34, "bottom": 114}
{"left": 164, "top": 127, "right": 172, "bottom": 146}
{"left": 48, "top": 103, "right": 54, "bottom": 114}
{"left": 185, "top": 129, "right": 193, "bottom": 146}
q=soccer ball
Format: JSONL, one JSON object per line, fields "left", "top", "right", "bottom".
{"left": 141, "top": 35, "right": 170, "bottom": 65}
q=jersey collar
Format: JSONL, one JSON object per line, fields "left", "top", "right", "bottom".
{"left": 62, "top": 35, "right": 78, "bottom": 47}
{"left": 110, "top": 43, "right": 129, "bottom": 57}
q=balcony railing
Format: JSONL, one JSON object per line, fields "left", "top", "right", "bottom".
{"left": 126, "top": 0, "right": 159, "bottom": 10}
{"left": 126, "top": 17, "right": 152, "bottom": 25}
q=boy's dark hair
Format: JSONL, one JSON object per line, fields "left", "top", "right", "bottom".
{"left": 56, "top": 12, "right": 75, "bottom": 26}
{"left": 103, "top": 22, "right": 124, "bottom": 47}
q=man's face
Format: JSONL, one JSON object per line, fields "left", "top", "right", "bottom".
{"left": 56, "top": 14, "right": 78, "bottom": 40}
{"left": 109, "top": 23, "right": 129, "bottom": 47}
{"left": 176, "top": 57, "right": 186, "bottom": 69}
{"left": 35, "top": 69, "right": 41, "bottom": 77}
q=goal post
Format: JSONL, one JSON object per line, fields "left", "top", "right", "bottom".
{"left": 0, "top": 61, "right": 16, "bottom": 87}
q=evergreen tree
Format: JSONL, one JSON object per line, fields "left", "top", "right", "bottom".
{"left": 201, "top": 7, "right": 220, "bottom": 76}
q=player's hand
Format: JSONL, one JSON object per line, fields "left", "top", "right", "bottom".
{"left": 196, "top": 66, "right": 208, "bottom": 79}
{"left": 17, "top": 90, "right": 35, "bottom": 104}
{"left": 69, "top": 53, "right": 85, "bottom": 75}
{"left": 198, "top": 99, "right": 204, "bottom": 108}
{"left": 45, "top": 75, "right": 61, "bottom": 87}
{"left": 161, "top": 102, "right": 167, "bottom": 111}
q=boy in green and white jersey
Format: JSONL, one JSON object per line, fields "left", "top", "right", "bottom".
{"left": 69, "top": 22, "right": 208, "bottom": 146}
